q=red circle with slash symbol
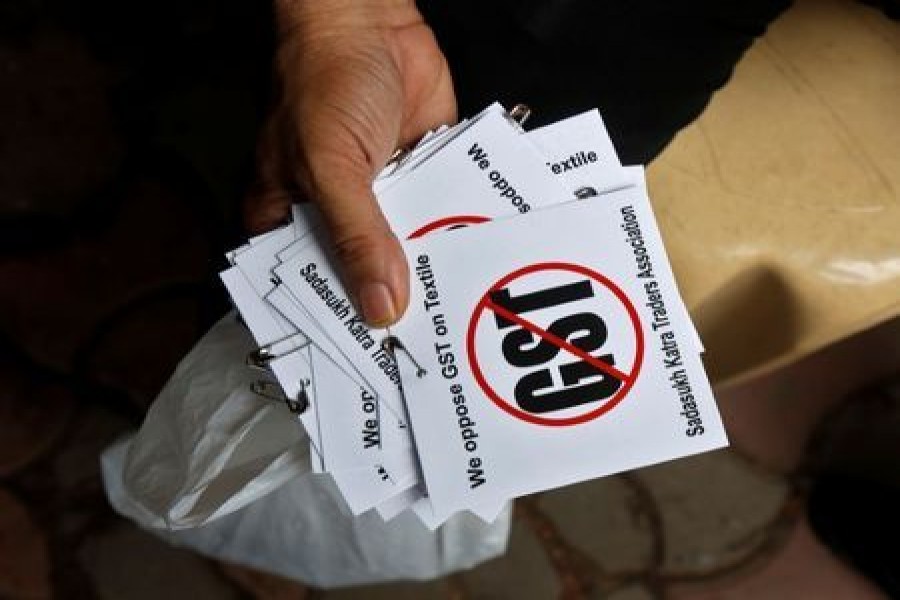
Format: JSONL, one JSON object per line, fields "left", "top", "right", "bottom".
{"left": 466, "top": 262, "right": 644, "bottom": 426}
{"left": 407, "top": 215, "right": 491, "bottom": 239}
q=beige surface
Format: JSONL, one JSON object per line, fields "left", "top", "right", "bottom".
{"left": 648, "top": 0, "right": 900, "bottom": 385}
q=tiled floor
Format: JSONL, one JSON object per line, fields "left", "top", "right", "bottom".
{"left": 1, "top": 0, "right": 897, "bottom": 598}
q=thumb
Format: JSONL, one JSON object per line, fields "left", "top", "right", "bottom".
{"left": 308, "top": 163, "right": 409, "bottom": 328}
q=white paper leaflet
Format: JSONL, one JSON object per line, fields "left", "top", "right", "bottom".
{"left": 220, "top": 103, "right": 725, "bottom": 528}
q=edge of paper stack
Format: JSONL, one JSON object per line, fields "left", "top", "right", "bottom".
{"left": 220, "top": 103, "right": 727, "bottom": 530}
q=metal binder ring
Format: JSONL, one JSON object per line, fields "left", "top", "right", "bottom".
{"left": 251, "top": 380, "right": 283, "bottom": 401}
{"left": 388, "top": 147, "right": 411, "bottom": 165}
{"left": 246, "top": 347, "right": 274, "bottom": 369}
{"left": 507, "top": 104, "right": 532, "bottom": 128}
{"left": 382, "top": 335, "right": 427, "bottom": 378}
{"left": 250, "top": 379, "right": 309, "bottom": 415}
{"left": 285, "top": 380, "right": 309, "bottom": 415}
{"left": 575, "top": 186, "right": 599, "bottom": 200}
{"left": 385, "top": 146, "right": 412, "bottom": 176}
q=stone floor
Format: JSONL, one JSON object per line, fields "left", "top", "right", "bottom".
{"left": 5, "top": 389, "right": 898, "bottom": 599}
{"left": 1, "top": 0, "right": 898, "bottom": 598}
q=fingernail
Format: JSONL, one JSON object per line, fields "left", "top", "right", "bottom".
{"left": 358, "top": 282, "right": 397, "bottom": 327}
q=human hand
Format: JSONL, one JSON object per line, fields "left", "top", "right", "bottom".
{"left": 245, "top": 0, "right": 456, "bottom": 327}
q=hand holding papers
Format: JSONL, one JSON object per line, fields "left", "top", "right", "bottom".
{"left": 222, "top": 104, "right": 726, "bottom": 528}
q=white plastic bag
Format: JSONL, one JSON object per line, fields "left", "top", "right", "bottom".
{"left": 101, "top": 313, "right": 512, "bottom": 588}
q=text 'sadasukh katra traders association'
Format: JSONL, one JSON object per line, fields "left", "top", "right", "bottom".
{"left": 221, "top": 104, "right": 726, "bottom": 529}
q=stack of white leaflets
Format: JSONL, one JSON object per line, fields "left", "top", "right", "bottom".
{"left": 221, "top": 103, "right": 728, "bottom": 529}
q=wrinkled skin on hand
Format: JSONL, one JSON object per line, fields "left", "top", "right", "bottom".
{"left": 245, "top": 0, "right": 456, "bottom": 326}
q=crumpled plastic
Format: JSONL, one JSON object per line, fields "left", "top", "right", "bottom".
{"left": 101, "top": 313, "right": 512, "bottom": 588}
